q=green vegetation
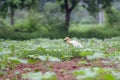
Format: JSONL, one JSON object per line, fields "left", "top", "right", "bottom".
{"left": 0, "top": 37, "right": 120, "bottom": 79}
{"left": 0, "top": 0, "right": 120, "bottom": 79}
{"left": 73, "top": 67, "right": 119, "bottom": 80}
{"left": 22, "top": 72, "right": 57, "bottom": 80}
{"left": 0, "top": 18, "right": 120, "bottom": 40}
{"left": 69, "top": 24, "right": 120, "bottom": 39}
{"left": 0, "top": 0, "right": 119, "bottom": 40}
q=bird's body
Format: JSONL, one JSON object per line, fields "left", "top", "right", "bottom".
{"left": 69, "top": 40, "right": 84, "bottom": 48}
{"left": 64, "top": 37, "right": 84, "bottom": 48}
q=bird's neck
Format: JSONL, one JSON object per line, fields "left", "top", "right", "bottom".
{"left": 66, "top": 40, "right": 72, "bottom": 44}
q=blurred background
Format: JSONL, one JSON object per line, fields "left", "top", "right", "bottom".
{"left": 0, "top": 0, "right": 120, "bottom": 40}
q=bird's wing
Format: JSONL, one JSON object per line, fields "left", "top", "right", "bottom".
{"left": 70, "top": 40, "right": 84, "bottom": 48}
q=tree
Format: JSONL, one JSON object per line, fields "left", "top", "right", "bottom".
{"left": 58, "top": 0, "right": 79, "bottom": 32}
{"left": 83, "top": 0, "right": 112, "bottom": 25}
{"left": 58, "top": 0, "right": 113, "bottom": 32}
{"left": 79, "top": 0, "right": 113, "bottom": 16}
{"left": 0, "top": 0, "right": 38, "bottom": 25}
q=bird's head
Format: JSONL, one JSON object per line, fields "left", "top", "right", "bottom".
{"left": 64, "top": 36, "right": 71, "bottom": 42}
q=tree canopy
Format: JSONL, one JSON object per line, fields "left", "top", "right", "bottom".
{"left": 0, "top": 0, "right": 38, "bottom": 25}
{"left": 82, "top": 0, "right": 113, "bottom": 15}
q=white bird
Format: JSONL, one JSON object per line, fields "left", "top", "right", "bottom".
{"left": 64, "top": 36, "right": 84, "bottom": 48}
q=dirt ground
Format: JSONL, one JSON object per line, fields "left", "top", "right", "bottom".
{"left": 0, "top": 58, "right": 119, "bottom": 80}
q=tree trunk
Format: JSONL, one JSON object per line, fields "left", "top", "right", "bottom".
{"left": 64, "top": 0, "right": 79, "bottom": 33}
{"left": 10, "top": 7, "right": 14, "bottom": 25}
{"left": 64, "top": 0, "right": 70, "bottom": 33}
{"left": 65, "top": 9, "right": 70, "bottom": 32}
{"left": 98, "top": 4, "right": 104, "bottom": 25}
{"left": 98, "top": 10, "right": 104, "bottom": 24}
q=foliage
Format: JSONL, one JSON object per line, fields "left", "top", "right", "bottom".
{"left": 0, "top": 0, "right": 38, "bottom": 25}
{"left": 69, "top": 24, "right": 120, "bottom": 39}
{"left": 0, "top": 0, "right": 38, "bottom": 15}
{"left": 0, "top": 2, "right": 67, "bottom": 39}
{"left": 0, "top": 21, "right": 120, "bottom": 40}
{"left": 28, "top": 55, "right": 61, "bottom": 62}
{"left": 0, "top": 37, "right": 120, "bottom": 79}
{"left": 22, "top": 72, "right": 57, "bottom": 80}
{"left": 73, "top": 67, "right": 119, "bottom": 80}
{"left": 0, "top": 0, "right": 119, "bottom": 39}
{"left": 56, "top": 0, "right": 113, "bottom": 32}
{"left": 105, "top": 8, "right": 120, "bottom": 30}
{"left": 82, "top": 0, "right": 113, "bottom": 16}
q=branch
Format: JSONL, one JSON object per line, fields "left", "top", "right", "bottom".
{"left": 69, "top": 0, "right": 80, "bottom": 12}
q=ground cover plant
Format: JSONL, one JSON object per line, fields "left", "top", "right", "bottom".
{"left": 0, "top": 37, "right": 120, "bottom": 80}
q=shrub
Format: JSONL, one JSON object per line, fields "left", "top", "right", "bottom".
{"left": 105, "top": 8, "right": 120, "bottom": 30}
{"left": 0, "top": 10, "right": 66, "bottom": 40}
{"left": 69, "top": 25, "right": 120, "bottom": 39}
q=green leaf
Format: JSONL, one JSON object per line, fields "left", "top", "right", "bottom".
{"left": 79, "top": 51, "right": 93, "bottom": 57}
{"left": 22, "top": 72, "right": 56, "bottom": 80}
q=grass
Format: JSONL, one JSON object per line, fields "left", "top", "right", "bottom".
{"left": 69, "top": 24, "right": 104, "bottom": 32}
{"left": 69, "top": 24, "right": 120, "bottom": 39}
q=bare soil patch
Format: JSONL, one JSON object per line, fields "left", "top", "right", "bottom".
{"left": 0, "top": 58, "right": 118, "bottom": 80}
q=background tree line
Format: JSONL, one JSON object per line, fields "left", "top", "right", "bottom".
{"left": 0, "top": 0, "right": 120, "bottom": 40}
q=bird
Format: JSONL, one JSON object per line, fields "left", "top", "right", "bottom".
{"left": 64, "top": 36, "right": 84, "bottom": 48}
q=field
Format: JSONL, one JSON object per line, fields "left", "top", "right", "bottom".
{"left": 0, "top": 37, "right": 120, "bottom": 80}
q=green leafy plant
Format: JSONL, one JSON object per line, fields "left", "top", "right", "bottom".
{"left": 0, "top": 37, "right": 120, "bottom": 79}
{"left": 22, "top": 72, "right": 57, "bottom": 80}
{"left": 73, "top": 67, "right": 119, "bottom": 80}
